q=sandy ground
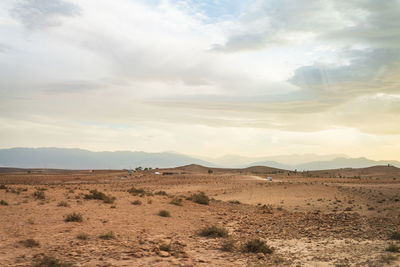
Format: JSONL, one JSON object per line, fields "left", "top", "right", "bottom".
{"left": 0, "top": 166, "right": 399, "bottom": 266}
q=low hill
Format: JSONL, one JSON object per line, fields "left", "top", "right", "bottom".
{"left": 178, "top": 164, "right": 286, "bottom": 174}
{"left": 307, "top": 165, "right": 400, "bottom": 179}
{"left": 295, "top": 157, "right": 400, "bottom": 170}
{"left": 177, "top": 164, "right": 400, "bottom": 179}
{"left": 248, "top": 157, "right": 400, "bottom": 171}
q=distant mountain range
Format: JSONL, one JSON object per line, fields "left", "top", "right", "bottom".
{"left": 0, "top": 147, "right": 399, "bottom": 170}
{"left": 198, "top": 153, "right": 348, "bottom": 167}
{"left": 0, "top": 148, "right": 213, "bottom": 169}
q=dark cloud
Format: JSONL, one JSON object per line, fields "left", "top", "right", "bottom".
{"left": 11, "top": 0, "right": 80, "bottom": 30}
{"left": 290, "top": 49, "right": 400, "bottom": 92}
{"left": 215, "top": 0, "right": 400, "bottom": 52}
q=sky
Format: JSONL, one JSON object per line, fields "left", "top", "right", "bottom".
{"left": 0, "top": 0, "right": 399, "bottom": 160}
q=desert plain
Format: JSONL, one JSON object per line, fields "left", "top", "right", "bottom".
{"left": 0, "top": 164, "right": 400, "bottom": 266}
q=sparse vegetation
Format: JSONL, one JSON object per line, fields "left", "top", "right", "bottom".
{"left": 0, "top": 200, "right": 8, "bottom": 206}
{"left": 0, "top": 165, "right": 398, "bottom": 266}
{"left": 386, "top": 243, "right": 400, "bottom": 253}
{"left": 131, "top": 200, "right": 142, "bottom": 205}
{"left": 99, "top": 231, "right": 115, "bottom": 240}
{"left": 380, "top": 254, "right": 398, "bottom": 264}
{"left": 33, "top": 190, "right": 45, "bottom": 200}
{"left": 19, "top": 238, "right": 40, "bottom": 248}
{"left": 76, "top": 233, "right": 89, "bottom": 240}
{"left": 0, "top": 184, "right": 7, "bottom": 190}
{"left": 199, "top": 225, "right": 228, "bottom": 238}
{"left": 64, "top": 212, "right": 83, "bottom": 222}
{"left": 33, "top": 255, "right": 72, "bottom": 267}
{"left": 390, "top": 231, "right": 400, "bottom": 240}
{"left": 127, "top": 187, "right": 146, "bottom": 196}
{"left": 242, "top": 239, "right": 274, "bottom": 254}
{"left": 57, "top": 201, "right": 69, "bottom": 207}
{"left": 188, "top": 192, "right": 210, "bottom": 205}
{"left": 158, "top": 210, "right": 171, "bottom": 217}
{"left": 169, "top": 198, "right": 183, "bottom": 206}
{"left": 221, "top": 239, "right": 236, "bottom": 252}
{"left": 155, "top": 190, "right": 168, "bottom": 196}
{"left": 84, "top": 189, "right": 115, "bottom": 204}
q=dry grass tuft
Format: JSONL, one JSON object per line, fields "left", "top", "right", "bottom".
{"left": 169, "top": 198, "right": 183, "bottom": 206}
{"left": 131, "top": 200, "right": 142, "bottom": 205}
{"left": 19, "top": 238, "right": 40, "bottom": 248}
{"left": 158, "top": 210, "right": 171, "bottom": 217}
{"left": 64, "top": 212, "right": 83, "bottom": 222}
{"left": 188, "top": 192, "right": 209, "bottom": 205}
{"left": 33, "top": 190, "right": 45, "bottom": 200}
{"left": 99, "top": 231, "right": 115, "bottom": 240}
{"left": 84, "top": 189, "right": 115, "bottom": 204}
{"left": 199, "top": 225, "right": 228, "bottom": 238}
{"left": 33, "top": 255, "right": 72, "bottom": 267}
{"left": 57, "top": 201, "right": 69, "bottom": 207}
{"left": 76, "top": 233, "right": 89, "bottom": 240}
{"left": 242, "top": 239, "right": 274, "bottom": 254}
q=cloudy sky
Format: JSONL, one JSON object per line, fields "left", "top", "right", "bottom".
{"left": 0, "top": 0, "right": 399, "bottom": 160}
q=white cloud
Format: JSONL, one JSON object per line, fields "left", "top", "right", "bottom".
{"left": 0, "top": 0, "right": 399, "bottom": 159}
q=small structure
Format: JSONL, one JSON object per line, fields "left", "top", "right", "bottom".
{"left": 267, "top": 177, "right": 272, "bottom": 181}
{"left": 154, "top": 171, "right": 161, "bottom": 175}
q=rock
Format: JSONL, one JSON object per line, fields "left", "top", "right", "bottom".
{"left": 257, "top": 253, "right": 265, "bottom": 259}
{"left": 159, "top": 251, "right": 170, "bottom": 257}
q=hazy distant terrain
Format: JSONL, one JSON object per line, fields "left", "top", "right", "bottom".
{"left": 0, "top": 148, "right": 399, "bottom": 170}
{"left": 249, "top": 157, "right": 400, "bottom": 170}
{"left": 0, "top": 148, "right": 213, "bottom": 169}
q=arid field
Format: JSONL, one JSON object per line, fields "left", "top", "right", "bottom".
{"left": 1, "top": 165, "right": 400, "bottom": 266}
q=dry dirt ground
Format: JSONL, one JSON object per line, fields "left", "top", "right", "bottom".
{"left": 0, "top": 165, "right": 399, "bottom": 266}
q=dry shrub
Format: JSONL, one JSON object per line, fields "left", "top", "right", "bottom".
{"left": 20, "top": 238, "right": 40, "bottom": 248}
{"left": 131, "top": 200, "right": 142, "bottom": 205}
{"left": 99, "top": 231, "right": 115, "bottom": 240}
{"left": 199, "top": 225, "right": 228, "bottom": 238}
{"left": 169, "top": 198, "right": 183, "bottom": 206}
{"left": 64, "top": 212, "right": 83, "bottom": 222}
{"left": 84, "top": 189, "right": 115, "bottom": 204}
{"left": 188, "top": 192, "right": 209, "bottom": 205}
{"left": 33, "top": 255, "right": 72, "bottom": 267}
{"left": 242, "top": 239, "right": 273, "bottom": 254}
{"left": 33, "top": 190, "right": 45, "bottom": 200}
{"left": 158, "top": 210, "right": 171, "bottom": 217}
